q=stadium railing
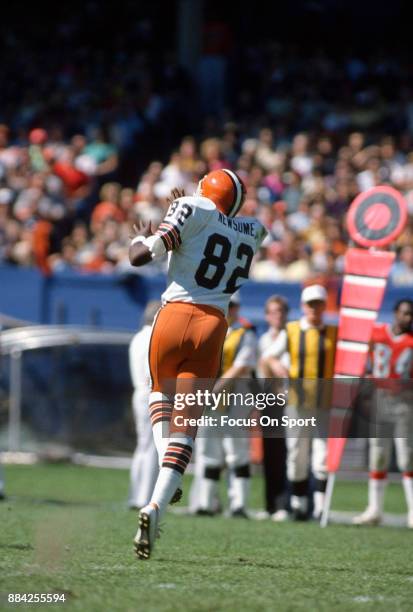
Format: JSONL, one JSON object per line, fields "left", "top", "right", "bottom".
{"left": 0, "top": 325, "right": 134, "bottom": 457}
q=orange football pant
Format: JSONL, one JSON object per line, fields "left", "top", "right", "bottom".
{"left": 149, "top": 301, "right": 228, "bottom": 437}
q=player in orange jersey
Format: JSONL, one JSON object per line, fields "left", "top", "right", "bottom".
{"left": 353, "top": 299, "right": 413, "bottom": 527}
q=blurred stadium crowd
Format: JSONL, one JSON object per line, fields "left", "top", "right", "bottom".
{"left": 1, "top": 4, "right": 413, "bottom": 286}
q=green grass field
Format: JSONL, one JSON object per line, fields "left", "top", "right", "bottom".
{"left": 1, "top": 465, "right": 412, "bottom": 612}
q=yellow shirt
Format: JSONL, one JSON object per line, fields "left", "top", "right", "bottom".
{"left": 287, "top": 319, "right": 337, "bottom": 409}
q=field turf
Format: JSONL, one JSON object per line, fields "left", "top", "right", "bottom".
{"left": 1, "top": 464, "right": 412, "bottom": 612}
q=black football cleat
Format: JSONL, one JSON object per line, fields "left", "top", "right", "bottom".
{"left": 169, "top": 487, "right": 183, "bottom": 505}
{"left": 195, "top": 508, "right": 216, "bottom": 517}
{"left": 230, "top": 508, "right": 249, "bottom": 519}
{"left": 291, "top": 509, "right": 309, "bottom": 522}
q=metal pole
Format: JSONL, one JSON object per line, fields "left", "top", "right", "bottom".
{"left": 320, "top": 472, "right": 336, "bottom": 527}
{"left": 9, "top": 349, "right": 22, "bottom": 452}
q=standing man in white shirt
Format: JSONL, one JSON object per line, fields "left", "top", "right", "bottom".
{"left": 260, "top": 285, "right": 337, "bottom": 521}
{"left": 258, "top": 295, "right": 290, "bottom": 521}
{"left": 128, "top": 301, "right": 161, "bottom": 510}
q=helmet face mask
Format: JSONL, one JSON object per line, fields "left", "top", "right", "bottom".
{"left": 196, "top": 169, "right": 245, "bottom": 217}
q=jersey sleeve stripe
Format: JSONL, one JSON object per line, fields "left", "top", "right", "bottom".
{"left": 158, "top": 231, "right": 172, "bottom": 251}
{"left": 156, "top": 222, "right": 182, "bottom": 251}
{"left": 156, "top": 227, "right": 174, "bottom": 250}
{"left": 160, "top": 222, "right": 182, "bottom": 245}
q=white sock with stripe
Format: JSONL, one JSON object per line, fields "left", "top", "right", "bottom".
{"left": 152, "top": 422, "right": 170, "bottom": 467}
{"left": 149, "top": 392, "right": 173, "bottom": 466}
{"left": 149, "top": 436, "right": 193, "bottom": 519}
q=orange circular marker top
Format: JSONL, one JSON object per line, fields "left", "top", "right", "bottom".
{"left": 347, "top": 185, "right": 408, "bottom": 248}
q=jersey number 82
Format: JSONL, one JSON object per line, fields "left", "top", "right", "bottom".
{"left": 194, "top": 233, "right": 254, "bottom": 294}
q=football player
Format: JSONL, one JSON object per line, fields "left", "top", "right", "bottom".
{"left": 192, "top": 291, "right": 257, "bottom": 518}
{"left": 129, "top": 169, "right": 267, "bottom": 559}
{"left": 353, "top": 299, "right": 413, "bottom": 527}
{"left": 128, "top": 301, "right": 161, "bottom": 510}
{"left": 0, "top": 463, "right": 5, "bottom": 500}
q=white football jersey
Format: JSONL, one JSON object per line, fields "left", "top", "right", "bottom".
{"left": 150, "top": 196, "right": 267, "bottom": 313}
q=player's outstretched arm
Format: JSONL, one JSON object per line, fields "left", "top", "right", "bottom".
{"left": 129, "top": 187, "right": 188, "bottom": 267}
{"left": 129, "top": 220, "right": 154, "bottom": 267}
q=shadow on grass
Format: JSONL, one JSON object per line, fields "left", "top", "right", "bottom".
{"left": 4, "top": 495, "right": 125, "bottom": 509}
{"left": 0, "top": 543, "right": 34, "bottom": 551}
{"left": 152, "top": 556, "right": 413, "bottom": 576}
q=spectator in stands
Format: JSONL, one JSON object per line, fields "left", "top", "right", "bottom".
{"left": 91, "top": 183, "right": 124, "bottom": 233}
{"left": 49, "top": 238, "right": 79, "bottom": 273}
{"left": 2, "top": 121, "right": 413, "bottom": 287}
{"left": 251, "top": 242, "right": 286, "bottom": 282}
{"left": 83, "top": 127, "right": 119, "bottom": 180}
{"left": 391, "top": 246, "right": 413, "bottom": 286}
{"left": 1, "top": 15, "right": 413, "bottom": 287}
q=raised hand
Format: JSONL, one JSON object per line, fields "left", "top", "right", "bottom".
{"left": 130, "top": 219, "right": 153, "bottom": 240}
{"left": 166, "top": 187, "right": 185, "bottom": 207}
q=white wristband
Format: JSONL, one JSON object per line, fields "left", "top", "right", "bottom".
{"left": 131, "top": 235, "right": 146, "bottom": 246}
{"left": 145, "top": 234, "right": 165, "bottom": 257}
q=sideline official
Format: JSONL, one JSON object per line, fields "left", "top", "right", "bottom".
{"left": 262, "top": 285, "right": 337, "bottom": 520}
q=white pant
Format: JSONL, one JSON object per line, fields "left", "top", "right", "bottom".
{"left": 369, "top": 392, "right": 413, "bottom": 473}
{"left": 0, "top": 460, "right": 4, "bottom": 493}
{"left": 189, "top": 429, "right": 250, "bottom": 512}
{"left": 129, "top": 389, "right": 158, "bottom": 508}
{"left": 369, "top": 437, "right": 413, "bottom": 473}
{"left": 196, "top": 433, "right": 250, "bottom": 469}
{"left": 285, "top": 406, "right": 327, "bottom": 482}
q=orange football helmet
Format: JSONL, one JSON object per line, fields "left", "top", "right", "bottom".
{"left": 196, "top": 169, "right": 246, "bottom": 217}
